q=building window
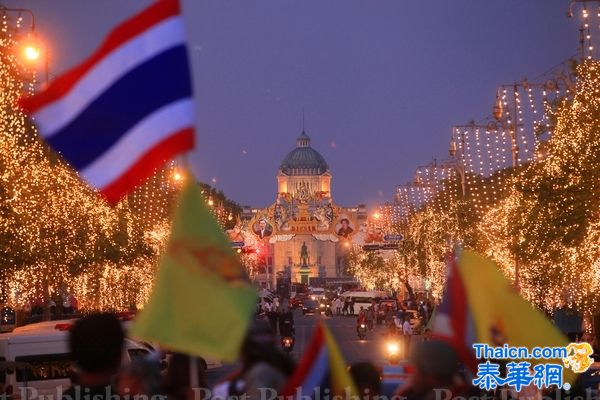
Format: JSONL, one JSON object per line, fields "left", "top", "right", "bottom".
{"left": 268, "top": 257, "right": 273, "bottom": 266}
{"left": 288, "top": 256, "right": 292, "bottom": 265}
{"left": 317, "top": 256, "right": 322, "bottom": 265}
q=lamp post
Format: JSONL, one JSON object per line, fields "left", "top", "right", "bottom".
{"left": 448, "top": 120, "right": 504, "bottom": 196}
{"left": 1, "top": 6, "right": 50, "bottom": 85}
{"left": 449, "top": 118, "right": 523, "bottom": 285}
{"left": 0, "top": 7, "right": 35, "bottom": 31}
{"left": 493, "top": 85, "right": 524, "bottom": 168}
{"left": 493, "top": 84, "right": 526, "bottom": 289}
{"left": 568, "top": 0, "right": 600, "bottom": 61}
{"left": 22, "top": 44, "right": 50, "bottom": 84}
{"left": 492, "top": 79, "right": 570, "bottom": 167}
{"left": 448, "top": 126, "right": 468, "bottom": 198}
{"left": 491, "top": 78, "right": 573, "bottom": 289}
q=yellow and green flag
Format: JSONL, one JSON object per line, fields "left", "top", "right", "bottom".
{"left": 458, "top": 250, "right": 568, "bottom": 354}
{"left": 131, "top": 180, "right": 257, "bottom": 362}
{"left": 433, "top": 249, "right": 575, "bottom": 383}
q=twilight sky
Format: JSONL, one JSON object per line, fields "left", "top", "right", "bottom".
{"left": 6, "top": 1, "right": 581, "bottom": 207}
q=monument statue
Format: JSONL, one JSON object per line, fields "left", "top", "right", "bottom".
{"left": 300, "top": 241, "right": 309, "bottom": 265}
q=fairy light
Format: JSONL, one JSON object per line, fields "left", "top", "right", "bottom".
{"left": 386, "top": 59, "right": 600, "bottom": 312}
{"left": 515, "top": 87, "right": 531, "bottom": 160}
{"left": 583, "top": 5, "right": 594, "bottom": 60}
{"left": 526, "top": 86, "right": 543, "bottom": 154}
{"left": 465, "top": 127, "right": 483, "bottom": 212}
{"left": 0, "top": 19, "right": 244, "bottom": 312}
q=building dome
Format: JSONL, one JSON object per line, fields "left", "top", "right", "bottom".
{"left": 279, "top": 132, "right": 329, "bottom": 176}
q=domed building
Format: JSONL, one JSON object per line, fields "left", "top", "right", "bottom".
{"left": 278, "top": 131, "right": 331, "bottom": 203}
{"left": 233, "top": 131, "right": 369, "bottom": 288}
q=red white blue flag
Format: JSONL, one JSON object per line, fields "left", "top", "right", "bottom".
{"left": 20, "top": 0, "right": 195, "bottom": 204}
{"left": 431, "top": 252, "right": 478, "bottom": 371}
{"left": 280, "top": 322, "right": 357, "bottom": 399}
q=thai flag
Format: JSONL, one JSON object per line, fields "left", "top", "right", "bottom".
{"left": 280, "top": 322, "right": 357, "bottom": 399}
{"left": 20, "top": 0, "right": 195, "bottom": 204}
{"left": 431, "top": 252, "right": 478, "bottom": 371}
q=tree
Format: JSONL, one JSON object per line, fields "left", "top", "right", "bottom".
{"left": 507, "top": 61, "right": 600, "bottom": 312}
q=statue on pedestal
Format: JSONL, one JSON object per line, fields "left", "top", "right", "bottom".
{"left": 300, "top": 242, "right": 309, "bottom": 266}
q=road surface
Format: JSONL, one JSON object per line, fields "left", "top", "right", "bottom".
{"left": 207, "top": 310, "right": 416, "bottom": 386}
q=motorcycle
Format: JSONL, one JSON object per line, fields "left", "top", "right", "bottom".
{"left": 319, "top": 302, "right": 333, "bottom": 317}
{"left": 386, "top": 339, "right": 401, "bottom": 364}
{"left": 357, "top": 323, "right": 367, "bottom": 340}
{"left": 281, "top": 336, "right": 295, "bottom": 353}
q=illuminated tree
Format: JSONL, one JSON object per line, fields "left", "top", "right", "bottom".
{"left": 0, "top": 14, "right": 246, "bottom": 316}
{"left": 509, "top": 61, "right": 600, "bottom": 312}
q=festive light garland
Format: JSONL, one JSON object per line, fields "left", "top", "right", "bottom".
{"left": 381, "top": 61, "right": 600, "bottom": 313}
{"left": 0, "top": 19, "right": 241, "bottom": 313}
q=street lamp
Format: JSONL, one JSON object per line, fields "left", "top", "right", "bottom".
{"left": 1, "top": 7, "right": 37, "bottom": 58}
{"left": 172, "top": 169, "right": 183, "bottom": 183}
{"left": 23, "top": 44, "right": 40, "bottom": 61}
{"left": 21, "top": 39, "right": 50, "bottom": 85}
{"left": 1, "top": 7, "right": 50, "bottom": 85}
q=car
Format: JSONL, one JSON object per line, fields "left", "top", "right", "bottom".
{"left": 120, "top": 320, "right": 222, "bottom": 370}
{"left": 308, "top": 287, "right": 326, "bottom": 302}
{"left": 0, "top": 320, "right": 151, "bottom": 399}
{"left": 302, "top": 300, "right": 319, "bottom": 315}
{"left": 289, "top": 296, "right": 304, "bottom": 309}
{"left": 340, "top": 290, "right": 389, "bottom": 315}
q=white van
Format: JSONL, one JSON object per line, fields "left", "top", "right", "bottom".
{"left": 308, "top": 287, "right": 326, "bottom": 301}
{"left": 340, "top": 290, "right": 390, "bottom": 315}
{"left": 0, "top": 320, "right": 151, "bottom": 399}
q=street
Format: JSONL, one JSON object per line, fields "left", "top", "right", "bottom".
{"left": 207, "top": 310, "right": 416, "bottom": 386}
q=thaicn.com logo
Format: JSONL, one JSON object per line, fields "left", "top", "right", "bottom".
{"left": 471, "top": 342, "right": 594, "bottom": 392}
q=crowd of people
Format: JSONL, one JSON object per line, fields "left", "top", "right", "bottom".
{"left": 62, "top": 313, "right": 297, "bottom": 400}
{"left": 57, "top": 312, "right": 592, "bottom": 400}
{"left": 256, "top": 297, "right": 295, "bottom": 337}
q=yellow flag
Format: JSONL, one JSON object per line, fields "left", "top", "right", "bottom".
{"left": 131, "top": 180, "right": 257, "bottom": 362}
{"left": 458, "top": 250, "right": 574, "bottom": 382}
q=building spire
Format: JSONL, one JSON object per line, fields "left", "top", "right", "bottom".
{"left": 297, "top": 130, "right": 311, "bottom": 148}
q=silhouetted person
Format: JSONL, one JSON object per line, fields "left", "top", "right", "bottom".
{"left": 278, "top": 310, "right": 295, "bottom": 337}
{"left": 63, "top": 313, "right": 124, "bottom": 400}
{"left": 212, "top": 320, "right": 294, "bottom": 400}
{"left": 395, "top": 340, "right": 478, "bottom": 400}
{"left": 349, "top": 362, "right": 381, "bottom": 400}
{"left": 117, "top": 357, "right": 161, "bottom": 398}
{"left": 162, "top": 353, "right": 208, "bottom": 400}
